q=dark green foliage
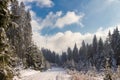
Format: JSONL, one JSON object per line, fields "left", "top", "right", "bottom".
{"left": 110, "top": 27, "right": 120, "bottom": 65}
{"left": 25, "top": 44, "right": 46, "bottom": 70}
{"left": 92, "top": 35, "right": 98, "bottom": 66}
{"left": 61, "top": 52, "right": 67, "bottom": 64}
{"left": 0, "top": 0, "right": 16, "bottom": 79}
{"left": 42, "top": 48, "right": 62, "bottom": 66}
{"left": 73, "top": 43, "right": 79, "bottom": 63}
{"left": 95, "top": 38, "right": 104, "bottom": 70}
{"left": 79, "top": 40, "right": 87, "bottom": 62}
{"left": 67, "top": 47, "right": 73, "bottom": 60}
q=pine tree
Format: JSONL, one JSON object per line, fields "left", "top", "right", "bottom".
{"left": 87, "top": 44, "right": 93, "bottom": 69}
{"left": 110, "top": 28, "right": 120, "bottom": 65}
{"left": 96, "top": 38, "right": 104, "bottom": 70}
{"left": 104, "top": 58, "right": 112, "bottom": 80}
{"left": 67, "top": 47, "right": 73, "bottom": 60}
{"left": 0, "top": 0, "right": 16, "bottom": 80}
{"left": 25, "top": 44, "right": 46, "bottom": 70}
{"left": 79, "top": 40, "right": 87, "bottom": 61}
{"left": 61, "top": 52, "right": 67, "bottom": 64}
{"left": 103, "top": 39, "right": 116, "bottom": 70}
{"left": 92, "top": 35, "right": 98, "bottom": 66}
{"left": 55, "top": 54, "right": 60, "bottom": 66}
{"left": 73, "top": 43, "right": 79, "bottom": 63}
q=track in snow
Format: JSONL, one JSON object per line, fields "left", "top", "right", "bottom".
{"left": 19, "top": 67, "right": 71, "bottom": 80}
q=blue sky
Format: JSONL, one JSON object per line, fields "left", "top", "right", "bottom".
{"left": 20, "top": 0, "right": 120, "bottom": 53}
{"left": 25, "top": 0, "right": 120, "bottom": 35}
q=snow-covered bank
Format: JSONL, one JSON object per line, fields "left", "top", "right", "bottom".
{"left": 13, "top": 67, "right": 71, "bottom": 80}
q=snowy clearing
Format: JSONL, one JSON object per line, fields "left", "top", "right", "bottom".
{"left": 13, "top": 67, "right": 71, "bottom": 80}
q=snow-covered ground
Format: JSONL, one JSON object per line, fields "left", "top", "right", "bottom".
{"left": 13, "top": 67, "right": 71, "bottom": 80}
{"left": 13, "top": 67, "right": 120, "bottom": 80}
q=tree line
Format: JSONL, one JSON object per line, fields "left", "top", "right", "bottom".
{"left": 42, "top": 27, "right": 120, "bottom": 71}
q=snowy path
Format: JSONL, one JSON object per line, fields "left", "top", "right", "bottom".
{"left": 14, "top": 67, "right": 71, "bottom": 80}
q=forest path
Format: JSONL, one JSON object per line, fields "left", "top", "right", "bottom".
{"left": 16, "top": 67, "right": 71, "bottom": 80}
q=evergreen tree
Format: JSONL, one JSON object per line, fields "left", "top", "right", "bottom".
{"left": 25, "top": 44, "right": 46, "bottom": 70}
{"left": 79, "top": 40, "right": 87, "bottom": 61}
{"left": 111, "top": 27, "right": 119, "bottom": 53}
{"left": 0, "top": 0, "right": 16, "bottom": 80}
{"left": 86, "top": 44, "right": 93, "bottom": 70}
{"left": 92, "top": 35, "right": 98, "bottom": 66}
{"left": 110, "top": 28, "right": 120, "bottom": 65}
{"left": 87, "top": 44, "right": 92, "bottom": 60}
{"left": 73, "top": 43, "right": 79, "bottom": 63}
{"left": 61, "top": 52, "right": 67, "bottom": 64}
{"left": 67, "top": 47, "right": 73, "bottom": 60}
{"left": 104, "top": 58, "right": 112, "bottom": 80}
{"left": 42, "top": 48, "right": 52, "bottom": 63}
{"left": 52, "top": 51, "right": 56, "bottom": 63}
{"left": 103, "top": 39, "right": 116, "bottom": 69}
{"left": 96, "top": 38, "right": 104, "bottom": 70}
{"left": 55, "top": 54, "right": 61, "bottom": 66}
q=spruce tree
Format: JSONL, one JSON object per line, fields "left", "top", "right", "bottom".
{"left": 111, "top": 28, "right": 120, "bottom": 65}
{"left": 73, "top": 43, "right": 79, "bottom": 63}
{"left": 92, "top": 35, "right": 98, "bottom": 66}
{"left": 61, "top": 52, "right": 67, "bottom": 64}
{"left": 0, "top": 0, "right": 16, "bottom": 80}
{"left": 67, "top": 47, "right": 73, "bottom": 61}
{"left": 25, "top": 44, "right": 45, "bottom": 70}
{"left": 96, "top": 38, "right": 104, "bottom": 70}
{"left": 104, "top": 58, "right": 112, "bottom": 80}
{"left": 80, "top": 40, "right": 87, "bottom": 61}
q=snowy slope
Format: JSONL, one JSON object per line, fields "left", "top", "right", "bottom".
{"left": 13, "top": 67, "right": 71, "bottom": 80}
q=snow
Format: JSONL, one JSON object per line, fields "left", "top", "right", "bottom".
{"left": 14, "top": 67, "right": 118, "bottom": 80}
{"left": 13, "top": 67, "right": 71, "bottom": 80}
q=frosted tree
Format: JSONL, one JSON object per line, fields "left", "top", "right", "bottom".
{"left": 104, "top": 58, "right": 112, "bottom": 80}
{"left": 96, "top": 38, "right": 104, "bottom": 71}
{"left": 0, "top": 0, "right": 16, "bottom": 80}
{"left": 25, "top": 44, "right": 46, "bottom": 70}
{"left": 110, "top": 28, "right": 120, "bottom": 65}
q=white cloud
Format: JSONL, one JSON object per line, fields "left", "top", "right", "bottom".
{"left": 32, "top": 25, "right": 120, "bottom": 54}
{"left": 28, "top": 8, "right": 120, "bottom": 54}
{"left": 30, "top": 11, "right": 43, "bottom": 32}
{"left": 30, "top": 11, "right": 84, "bottom": 32}
{"left": 19, "top": 0, "right": 54, "bottom": 8}
{"left": 55, "top": 11, "right": 84, "bottom": 28}
{"left": 30, "top": 10, "right": 120, "bottom": 54}
{"left": 36, "top": 0, "right": 54, "bottom": 7}
{"left": 40, "top": 11, "right": 62, "bottom": 29}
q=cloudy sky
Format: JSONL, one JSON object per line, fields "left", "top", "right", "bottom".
{"left": 19, "top": 0, "right": 120, "bottom": 53}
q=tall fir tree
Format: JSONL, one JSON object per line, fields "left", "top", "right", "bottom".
{"left": 103, "top": 38, "right": 116, "bottom": 69}
{"left": 73, "top": 43, "right": 79, "bottom": 63}
{"left": 108, "top": 28, "right": 120, "bottom": 66}
{"left": 92, "top": 35, "right": 98, "bottom": 66}
{"left": 67, "top": 47, "right": 73, "bottom": 60}
{"left": 61, "top": 52, "right": 67, "bottom": 64}
{"left": 96, "top": 38, "right": 104, "bottom": 70}
{"left": 79, "top": 40, "right": 87, "bottom": 61}
{"left": 0, "top": 0, "right": 16, "bottom": 80}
